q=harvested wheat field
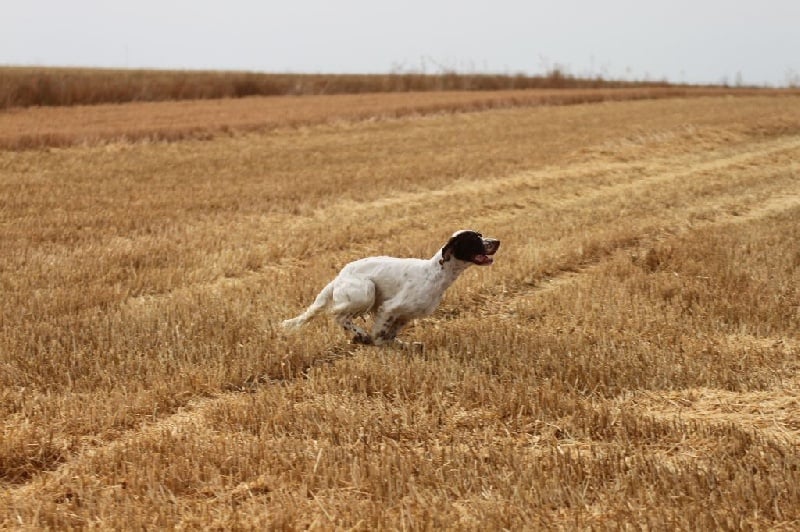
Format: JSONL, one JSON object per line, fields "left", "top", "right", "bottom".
{"left": 1, "top": 92, "right": 800, "bottom": 529}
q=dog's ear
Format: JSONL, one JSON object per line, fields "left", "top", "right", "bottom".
{"left": 439, "top": 236, "right": 456, "bottom": 265}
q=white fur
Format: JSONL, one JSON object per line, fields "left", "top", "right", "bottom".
{"left": 282, "top": 230, "right": 499, "bottom": 345}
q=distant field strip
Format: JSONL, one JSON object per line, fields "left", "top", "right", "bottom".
{"left": 0, "top": 87, "right": 792, "bottom": 150}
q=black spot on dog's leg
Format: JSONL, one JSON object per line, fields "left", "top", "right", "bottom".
{"left": 374, "top": 317, "right": 408, "bottom": 345}
{"left": 375, "top": 317, "right": 394, "bottom": 342}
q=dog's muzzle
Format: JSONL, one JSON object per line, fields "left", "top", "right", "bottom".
{"left": 473, "top": 238, "right": 500, "bottom": 266}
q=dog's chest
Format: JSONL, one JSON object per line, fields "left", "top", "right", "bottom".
{"left": 395, "top": 286, "right": 443, "bottom": 317}
{"left": 382, "top": 271, "right": 453, "bottom": 318}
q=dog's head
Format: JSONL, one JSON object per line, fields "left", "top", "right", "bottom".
{"left": 440, "top": 230, "right": 500, "bottom": 266}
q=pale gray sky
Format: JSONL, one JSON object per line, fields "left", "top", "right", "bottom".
{"left": 2, "top": 0, "right": 799, "bottom": 86}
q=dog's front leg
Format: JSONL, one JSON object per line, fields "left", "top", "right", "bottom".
{"left": 372, "top": 315, "right": 409, "bottom": 346}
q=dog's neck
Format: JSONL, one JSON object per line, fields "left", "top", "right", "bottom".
{"left": 429, "top": 250, "right": 473, "bottom": 290}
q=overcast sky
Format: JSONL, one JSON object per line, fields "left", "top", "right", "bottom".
{"left": 2, "top": 1, "right": 799, "bottom": 86}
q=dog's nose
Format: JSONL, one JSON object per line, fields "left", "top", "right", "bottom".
{"left": 484, "top": 238, "right": 500, "bottom": 252}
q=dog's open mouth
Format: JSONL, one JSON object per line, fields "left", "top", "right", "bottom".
{"left": 472, "top": 254, "right": 494, "bottom": 266}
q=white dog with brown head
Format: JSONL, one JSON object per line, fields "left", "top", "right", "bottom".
{"left": 281, "top": 230, "right": 500, "bottom": 345}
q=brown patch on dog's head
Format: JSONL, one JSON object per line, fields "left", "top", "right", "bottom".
{"left": 440, "top": 230, "right": 500, "bottom": 266}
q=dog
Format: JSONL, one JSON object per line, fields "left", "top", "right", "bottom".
{"left": 281, "top": 230, "right": 500, "bottom": 345}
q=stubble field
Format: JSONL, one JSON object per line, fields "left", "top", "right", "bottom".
{"left": 1, "top": 90, "right": 800, "bottom": 529}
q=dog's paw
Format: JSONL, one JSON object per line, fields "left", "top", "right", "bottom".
{"left": 350, "top": 333, "right": 374, "bottom": 345}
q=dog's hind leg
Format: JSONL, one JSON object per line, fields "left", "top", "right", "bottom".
{"left": 331, "top": 276, "right": 376, "bottom": 344}
{"left": 336, "top": 315, "right": 373, "bottom": 344}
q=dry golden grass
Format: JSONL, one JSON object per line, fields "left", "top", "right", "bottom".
{"left": 1, "top": 94, "right": 799, "bottom": 529}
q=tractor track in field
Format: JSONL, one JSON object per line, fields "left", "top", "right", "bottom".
{"left": 120, "top": 134, "right": 800, "bottom": 308}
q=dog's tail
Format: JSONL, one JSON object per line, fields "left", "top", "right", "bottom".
{"left": 281, "top": 281, "right": 335, "bottom": 330}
